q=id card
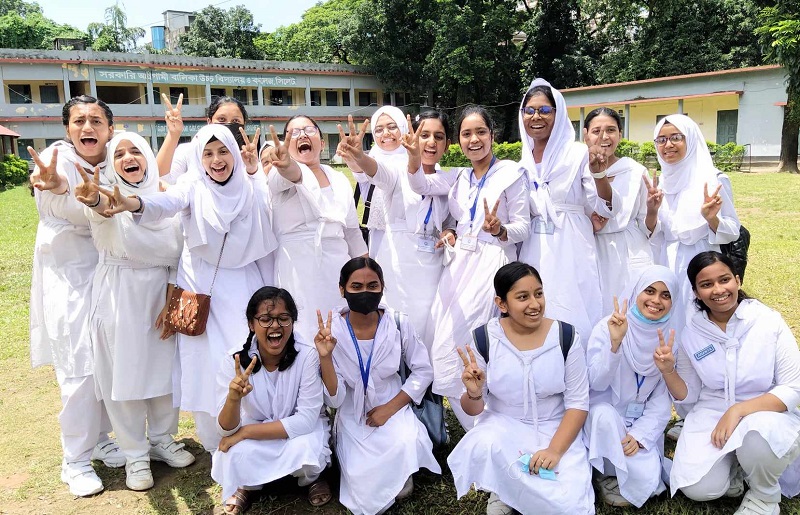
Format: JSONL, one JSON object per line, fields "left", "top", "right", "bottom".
{"left": 534, "top": 219, "right": 555, "bottom": 234}
{"left": 460, "top": 235, "right": 478, "bottom": 251}
{"left": 626, "top": 402, "right": 646, "bottom": 419}
{"left": 417, "top": 234, "right": 436, "bottom": 254}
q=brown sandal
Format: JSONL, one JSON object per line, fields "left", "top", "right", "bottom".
{"left": 223, "top": 488, "right": 258, "bottom": 515}
{"left": 308, "top": 479, "right": 332, "bottom": 507}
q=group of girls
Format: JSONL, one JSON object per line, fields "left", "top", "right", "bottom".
{"left": 28, "top": 78, "right": 800, "bottom": 515}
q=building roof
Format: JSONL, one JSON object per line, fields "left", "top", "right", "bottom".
{"left": 0, "top": 48, "right": 371, "bottom": 76}
{"left": 0, "top": 124, "right": 20, "bottom": 137}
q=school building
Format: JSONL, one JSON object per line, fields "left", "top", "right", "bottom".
{"left": 0, "top": 48, "right": 405, "bottom": 161}
{"left": 562, "top": 65, "right": 791, "bottom": 164}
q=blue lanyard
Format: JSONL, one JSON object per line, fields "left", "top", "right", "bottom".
{"left": 422, "top": 198, "right": 433, "bottom": 233}
{"left": 346, "top": 313, "right": 374, "bottom": 392}
{"left": 467, "top": 156, "right": 496, "bottom": 227}
{"left": 634, "top": 373, "right": 646, "bottom": 400}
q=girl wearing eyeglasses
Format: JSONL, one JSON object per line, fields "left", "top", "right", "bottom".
{"left": 517, "top": 79, "right": 616, "bottom": 349}
{"left": 212, "top": 286, "right": 332, "bottom": 514}
{"left": 260, "top": 115, "right": 368, "bottom": 343}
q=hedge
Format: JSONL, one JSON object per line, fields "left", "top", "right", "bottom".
{"left": 0, "top": 154, "right": 29, "bottom": 191}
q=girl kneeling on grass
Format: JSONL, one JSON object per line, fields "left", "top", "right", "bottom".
{"left": 665, "top": 251, "right": 800, "bottom": 514}
{"left": 212, "top": 287, "right": 332, "bottom": 514}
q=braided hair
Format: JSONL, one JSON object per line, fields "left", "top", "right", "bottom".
{"left": 236, "top": 286, "right": 300, "bottom": 374}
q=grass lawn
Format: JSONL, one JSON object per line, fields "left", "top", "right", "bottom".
{"left": 0, "top": 172, "right": 798, "bottom": 514}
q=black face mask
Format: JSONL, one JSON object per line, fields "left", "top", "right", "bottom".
{"left": 221, "top": 122, "right": 246, "bottom": 149}
{"left": 344, "top": 291, "right": 382, "bottom": 315}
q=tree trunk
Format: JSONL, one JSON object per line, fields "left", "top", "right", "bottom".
{"left": 779, "top": 85, "right": 800, "bottom": 173}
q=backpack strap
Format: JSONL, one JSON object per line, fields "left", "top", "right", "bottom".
{"left": 353, "top": 183, "right": 375, "bottom": 226}
{"left": 558, "top": 321, "right": 575, "bottom": 361}
{"left": 395, "top": 311, "right": 410, "bottom": 381}
{"left": 471, "top": 324, "right": 490, "bottom": 363}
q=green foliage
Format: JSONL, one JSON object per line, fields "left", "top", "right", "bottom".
{"left": 180, "top": 6, "right": 261, "bottom": 60}
{"left": 710, "top": 141, "right": 747, "bottom": 173}
{"left": 87, "top": 5, "right": 144, "bottom": 52}
{"left": 0, "top": 9, "right": 89, "bottom": 50}
{"left": 618, "top": 138, "right": 745, "bottom": 172}
{"left": 440, "top": 142, "right": 522, "bottom": 168}
{"left": 0, "top": 154, "right": 29, "bottom": 191}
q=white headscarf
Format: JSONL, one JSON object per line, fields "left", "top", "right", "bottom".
{"left": 368, "top": 105, "right": 408, "bottom": 160}
{"left": 654, "top": 114, "right": 720, "bottom": 237}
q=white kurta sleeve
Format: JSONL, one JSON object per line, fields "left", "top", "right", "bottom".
{"left": 586, "top": 322, "right": 622, "bottom": 392}
{"left": 267, "top": 162, "right": 303, "bottom": 194}
{"left": 280, "top": 351, "right": 325, "bottom": 439}
{"left": 769, "top": 316, "right": 800, "bottom": 410}
{"left": 673, "top": 343, "right": 702, "bottom": 407}
{"left": 501, "top": 174, "right": 531, "bottom": 245}
{"left": 136, "top": 180, "right": 192, "bottom": 224}
{"left": 399, "top": 316, "right": 434, "bottom": 404}
{"left": 581, "top": 165, "right": 617, "bottom": 218}
{"left": 165, "top": 143, "right": 191, "bottom": 184}
{"left": 407, "top": 166, "right": 457, "bottom": 196}
{"left": 707, "top": 175, "right": 740, "bottom": 246}
{"left": 563, "top": 331, "right": 590, "bottom": 411}
{"left": 323, "top": 368, "right": 347, "bottom": 409}
{"left": 368, "top": 160, "right": 400, "bottom": 192}
{"left": 627, "top": 380, "right": 672, "bottom": 450}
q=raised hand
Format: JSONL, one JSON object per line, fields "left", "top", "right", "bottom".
{"left": 73, "top": 164, "right": 104, "bottom": 206}
{"left": 161, "top": 92, "right": 184, "bottom": 137}
{"left": 263, "top": 124, "right": 294, "bottom": 170}
{"left": 102, "top": 185, "right": 139, "bottom": 216}
{"left": 239, "top": 126, "right": 261, "bottom": 174}
{"left": 400, "top": 114, "right": 422, "bottom": 173}
{"left": 227, "top": 353, "right": 256, "bottom": 402}
{"left": 701, "top": 182, "right": 723, "bottom": 222}
{"left": 456, "top": 345, "right": 485, "bottom": 398}
{"left": 642, "top": 173, "right": 663, "bottom": 213}
{"left": 607, "top": 296, "right": 628, "bottom": 352}
{"left": 481, "top": 198, "right": 502, "bottom": 236}
{"left": 336, "top": 114, "right": 369, "bottom": 165}
{"left": 28, "top": 146, "right": 66, "bottom": 193}
{"left": 653, "top": 328, "right": 676, "bottom": 374}
{"left": 590, "top": 211, "right": 608, "bottom": 233}
{"left": 621, "top": 434, "right": 641, "bottom": 456}
{"left": 314, "top": 309, "right": 337, "bottom": 358}
{"left": 587, "top": 144, "right": 609, "bottom": 175}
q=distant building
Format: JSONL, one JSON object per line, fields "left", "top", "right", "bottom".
{"left": 162, "top": 10, "right": 195, "bottom": 53}
{"left": 53, "top": 38, "right": 86, "bottom": 51}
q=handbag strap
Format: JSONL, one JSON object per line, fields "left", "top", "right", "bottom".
{"left": 208, "top": 233, "right": 228, "bottom": 296}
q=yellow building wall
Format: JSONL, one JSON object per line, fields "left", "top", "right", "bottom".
{"left": 5, "top": 80, "right": 65, "bottom": 104}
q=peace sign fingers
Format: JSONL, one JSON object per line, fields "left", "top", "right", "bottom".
{"left": 314, "top": 309, "right": 336, "bottom": 357}
{"left": 29, "top": 147, "right": 64, "bottom": 192}
{"left": 162, "top": 93, "right": 184, "bottom": 136}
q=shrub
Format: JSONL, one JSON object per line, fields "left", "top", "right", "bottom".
{"left": 440, "top": 141, "right": 523, "bottom": 168}
{"left": 0, "top": 154, "right": 29, "bottom": 191}
{"left": 711, "top": 142, "right": 746, "bottom": 174}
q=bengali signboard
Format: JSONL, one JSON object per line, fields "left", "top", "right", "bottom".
{"left": 155, "top": 121, "right": 262, "bottom": 137}
{"left": 95, "top": 68, "right": 298, "bottom": 88}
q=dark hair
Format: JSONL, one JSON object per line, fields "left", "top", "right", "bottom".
{"left": 206, "top": 96, "right": 248, "bottom": 123}
{"left": 413, "top": 110, "right": 451, "bottom": 141}
{"left": 494, "top": 262, "right": 543, "bottom": 317}
{"left": 456, "top": 105, "right": 494, "bottom": 138}
{"left": 687, "top": 251, "right": 750, "bottom": 314}
{"left": 339, "top": 256, "right": 385, "bottom": 289}
{"left": 522, "top": 85, "right": 556, "bottom": 109}
{"left": 62, "top": 95, "right": 114, "bottom": 126}
{"left": 282, "top": 114, "right": 322, "bottom": 138}
{"left": 236, "top": 286, "right": 299, "bottom": 373}
{"left": 584, "top": 107, "right": 622, "bottom": 131}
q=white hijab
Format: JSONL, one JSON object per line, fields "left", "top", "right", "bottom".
{"left": 368, "top": 105, "right": 408, "bottom": 160}
{"left": 654, "top": 114, "right": 720, "bottom": 238}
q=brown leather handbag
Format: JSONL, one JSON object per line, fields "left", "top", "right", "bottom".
{"left": 166, "top": 233, "right": 227, "bottom": 336}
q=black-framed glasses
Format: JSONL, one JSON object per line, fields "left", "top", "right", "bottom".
{"left": 373, "top": 124, "right": 399, "bottom": 136}
{"left": 520, "top": 106, "right": 556, "bottom": 117}
{"left": 654, "top": 134, "right": 686, "bottom": 146}
{"left": 255, "top": 314, "right": 293, "bottom": 328}
{"left": 289, "top": 126, "right": 318, "bottom": 138}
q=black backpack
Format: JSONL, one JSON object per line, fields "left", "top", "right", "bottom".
{"left": 716, "top": 172, "right": 750, "bottom": 282}
{"left": 471, "top": 320, "right": 575, "bottom": 363}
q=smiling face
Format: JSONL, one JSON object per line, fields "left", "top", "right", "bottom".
{"left": 522, "top": 93, "right": 555, "bottom": 143}
{"left": 584, "top": 114, "right": 621, "bottom": 155}
{"left": 458, "top": 113, "right": 493, "bottom": 164}
{"left": 373, "top": 113, "right": 402, "bottom": 152}
{"left": 495, "top": 274, "right": 546, "bottom": 331}
{"left": 65, "top": 103, "right": 114, "bottom": 165}
{"left": 693, "top": 261, "right": 741, "bottom": 319}
{"left": 656, "top": 123, "right": 687, "bottom": 164}
{"left": 112, "top": 139, "right": 147, "bottom": 183}
{"left": 208, "top": 102, "right": 245, "bottom": 125}
{"left": 417, "top": 118, "right": 449, "bottom": 168}
{"left": 636, "top": 281, "right": 673, "bottom": 321}
{"left": 249, "top": 298, "right": 293, "bottom": 359}
{"left": 202, "top": 140, "right": 235, "bottom": 183}
{"left": 286, "top": 116, "right": 323, "bottom": 166}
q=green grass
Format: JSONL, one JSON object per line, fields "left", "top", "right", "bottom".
{"left": 0, "top": 172, "right": 798, "bottom": 514}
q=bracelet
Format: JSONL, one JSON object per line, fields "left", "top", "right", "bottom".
{"left": 591, "top": 170, "right": 608, "bottom": 179}
{"left": 466, "top": 392, "right": 483, "bottom": 401}
{"left": 491, "top": 225, "right": 505, "bottom": 238}
{"left": 663, "top": 366, "right": 677, "bottom": 375}
{"left": 86, "top": 193, "right": 101, "bottom": 208}
{"left": 132, "top": 195, "right": 144, "bottom": 214}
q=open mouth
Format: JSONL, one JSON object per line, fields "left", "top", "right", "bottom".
{"left": 297, "top": 141, "right": 312, "bottom": 154}
{"left": 210, "top": 163, "right": 227, "bottom": 176}
{"left": 710, "top": 292, "right": 731, "bottom": 304}
{"left": 266, "top": 331, "right": 283, "bottom": 348}
{"left": 467, "top": 145, "right": 483, "bottom": 152}
{"left": 644, "top": 303, "right": 663, "bottom": 315}
{"left": 524, "top": 310, "right": 541, "bottom": 319}
{"left": 528, "top": 124, "right": 546, "bottom": 130}
{"left": 80, "top": 137, "right": 98, "bottom": 148}
{"left": 123, "top": 163, "right": 140, "bottom": 174}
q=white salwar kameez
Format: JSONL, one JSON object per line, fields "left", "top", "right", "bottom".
{"left": 671, "top": 300, "right": 800, "bottom": 503}
{"left": 593, "top": 158, "right": 653, "bottom": 316}
{"left": 135, "top": 125, "right": 278, "bottom": 450}
{"left": 325, "top": 305, "right": 440, "bottom": 515}
{"left": 211, "top": 342, "right": 331, "bottom": 501}
{"left": 269, "top": 164, "right": 366, "bottom": 342}
{"left": 428, "top": 160, "right": 530, "bottom": 399}
{"left": 447, "top": 318, "right": 594, "bottom": 514}
{"left": 29, "top": 141, "right": 111, "bottom": 464}
{"left": 517, "top": 79, "right": 617, "bottom": 346}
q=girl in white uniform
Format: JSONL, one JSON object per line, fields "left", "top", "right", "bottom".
{"left": 75, "top": 132, "right": 194, "bottom": 491}
{"left": 106, "top": 124, "right": 277, "bottom": 451}
{"left": 660, "top": 251, "right": 800, "bottom": 514}
{"left": 448, "top": 262, "right": 593, "bottom": 515}
{"left": 28, "top": 95, "right": 123, "bottom": 497}
{"left": 318, "top": 257, "right": 440, "bottom": 515}
{"left": 212, "top": 287, "right": 331, "bottom": 514}
{"left": 583, "top": 265, "right": 678, "bottom": 507}
{"left": 584, "top": 108, "right": 655, "bottom": 316}
{"left": 427, "top": 106, "right": 530, "bottom": 429}
{"left": 262, "top": 115, "right": 367, "bottom": 342}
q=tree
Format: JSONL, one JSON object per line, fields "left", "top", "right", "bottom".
{"left": 757, "top": 1, "right": 800, "bottom": 173}
{"left": 0, "top": 8, "right": 89, "bottom": 50}
{"left": 180, "top": 6, "right": 261, "bottom": 60}
{"left": 87, "top": 5, "right": 144, "bottom": 52}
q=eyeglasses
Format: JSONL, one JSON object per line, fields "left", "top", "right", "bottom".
{"left": 255, "top": 314, "right": 293, "bottom": 328}
{"left": 373, "top": 124, "right": 399, "bottom": 136}
{"left": 654, "top": 134, "right": 686, "bottom": 146}
{"left": 520, "top": 106, "right": 556, "bottom": 117}
{"left": 289, "top": 126, "right": 318, "bottom": 138}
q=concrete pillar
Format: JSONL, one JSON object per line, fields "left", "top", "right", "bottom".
{"left": 305, "top": 77, "right": 311, "bottom": 107}
{"left": 624, "top": 104, "right": 630, "bottom": 139}
{"left": 205, "top": 83, "right": 212, "bottom": 106}
{"left": 61, "top": 67, "right": 71, "bottom": 104}
{"left": 146, "top": 76, "right": 156, "bottom": 117}
{"left": 678, "top": 99, "right": 684, "bottom": 114}
{"left": 89, "top": 66, "right": 97, "bottom": 98}
{"left": 257, "top": 86, "right": 264, "bottom": 107}
{"left": 578, "top": 107, "right": 585, "bottom": 142}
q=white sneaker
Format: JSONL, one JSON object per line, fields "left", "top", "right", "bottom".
{"left": 598, "top": 476, "right": 632, "bottom": 507}
{"left": 125, "top": 460, "right": 154, "bottom": 491}
{"left": 149, "top": 440, "right": 195, "bottom": 468}
{"left": 666, "top": 419, "right": 684, "bottom": 442}
{"left": 61, "top": 461, "right": 103, "bottom": 497}
{"left": 726, "top": 465, "right": 745, "bottom": 497}
{"left": 734, "top": 491, "right": 780, "bottom": 515}
{"left": 92, "top": 438, "right": 125, "bottom": 468}
{"left": 486, "top": 492, "right": 515, "bottom": 515}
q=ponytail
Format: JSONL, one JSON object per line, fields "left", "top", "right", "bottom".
{"left": 235, "top": 330, "right": 262, "bottom": 374}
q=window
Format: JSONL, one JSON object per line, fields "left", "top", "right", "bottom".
{"left": 251, "top": 90, "right": 258, "bottom": 106}
{"left": 310, "top": 90, "right": 322, "bottom": 107}
{"left": 39, "top": 85, "right": 60, "bottom": 104}
{"left": 45, "top": 138, "right": 61, "bottom": 148}
{"left": 152, "top": 87, "right": 161, "bottom": 104}
{"left": 9, "top": 84, "right": 32, "bottom": 104}
{"left": 358, "top": 91, "right": 377, "bottom": 107}
{"left": 325, "top": 90, "right": 338, "bottom": 107}
{"left": 383, "top": 92, "right": 391, "bottom": 106}
{"left": 210, "top": 88, "right": 226, "bottom": 100}
{"left": 169, "top": 87, "right": 188, "bottom": 106}
{"left": 269, "top": 89, "right": 291, "bottom": 106}
{"left": 96, "top": 85, "right": 141, "bottom": 104}
{"left": 342, "top": 91, "right": 350, "bottom": 107}
{"left": 17, "top": 139, "right": 34, "bottom": 160}
{"left": 233, "top": 88, "right": 248, "bottom": 104}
